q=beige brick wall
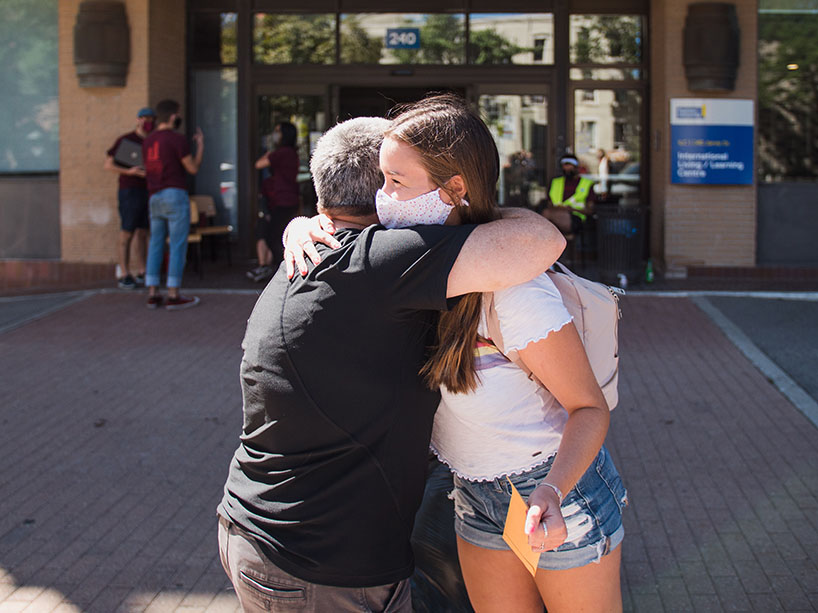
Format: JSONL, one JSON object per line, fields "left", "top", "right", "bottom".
{"left": 59, "top": 0, "right": 185, "bottom": 264}
{"left": 148, "top": 0, "right": 186, "bottom": 107}
{"left": 650, "top": 0, "right": 758, "bottom": 271}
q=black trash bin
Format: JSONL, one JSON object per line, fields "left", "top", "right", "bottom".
{"left": 596, "top": 205, "right": 646, "bottom": 286}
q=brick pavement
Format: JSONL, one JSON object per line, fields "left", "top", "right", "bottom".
{"left": 1, "top": 292, "right": 817, "bottom": 612}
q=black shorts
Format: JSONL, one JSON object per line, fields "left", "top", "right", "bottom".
{"left": 118, "top": 187, "right": 150, "bottom": 232}
{"left": 256, "top": 205, "right": 299, "bottom": 259}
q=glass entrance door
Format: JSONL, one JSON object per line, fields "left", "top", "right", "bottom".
{"left": 252, "top": 83, "right": 550, "bottom": 232}
{"left": 336, "top": 86, "right": 466, "bottom": 121}
{"left": 476, "top": 85, "right": 551, "bottom": 209}
{"left": 255, "top": 89, "right": 328, "bottom": 218}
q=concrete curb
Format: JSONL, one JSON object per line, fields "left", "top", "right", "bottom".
{"left": 691, "top": 294, "right": 818, "bottom": 430}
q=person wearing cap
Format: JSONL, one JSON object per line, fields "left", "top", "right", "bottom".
{"left": 104, "top": 107, "right": 156, "bottom": 289}
{"left": 543, "top": 154, "right": 596, "bottom": 236}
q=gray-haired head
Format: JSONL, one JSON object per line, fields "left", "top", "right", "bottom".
{"left": 310, "top": 116, "right": 391, "bottom": 217}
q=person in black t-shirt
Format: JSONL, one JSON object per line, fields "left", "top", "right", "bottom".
{"left": 104, "top": 107, "right": 155, "bottom": 289}
{"left": 217, "top": 116, "right": 565, "bottom": 612}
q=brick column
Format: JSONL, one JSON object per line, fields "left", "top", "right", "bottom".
{"left": 58, "top": 0, "right": 185, "bottom": 265}
{"left": 650, "top": 0, "right": 758, "bottom": 274}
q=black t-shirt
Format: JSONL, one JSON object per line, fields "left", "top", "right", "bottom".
{"left": 218, "top": 223, "right": 474, "bottom": 587}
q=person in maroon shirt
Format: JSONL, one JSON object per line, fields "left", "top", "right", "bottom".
{"left": 104, "top": 107, "right": 155, "bottom": 290}
{"left": 141, "top": 99, "right": 204, "bottom": 310}
{"left": 247, "top": 121, "right": 301, "bottom": 282}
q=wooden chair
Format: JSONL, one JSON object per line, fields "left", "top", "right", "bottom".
{"left": 190, "top": 195, "right": 233, "bottom": 266}
{"left": 187, "top": 199, "right": 203, "bottom": 278}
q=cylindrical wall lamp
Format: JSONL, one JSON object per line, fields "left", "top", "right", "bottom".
{"left": 74, "top": 1, "right": 130, "bottom": 87}
{"left": 683, "top": 3, "right": 740, "bottom": 92}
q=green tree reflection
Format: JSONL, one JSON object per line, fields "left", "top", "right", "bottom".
{"left": 0, "top": 0, "right": 58, "bottom": 171}
{"left": 254, "top": 14, "right": 335, "bottom": 64}
{"left": 340, "top": 15, "right": 383, "bottom": 63}
{"left": 470, "top": 29, "right": 530, "bottom": 64}
{"left": 392, "top": 15, "right": 466, "bottom": 64}
{"left": 571, "top": 15, "right": 641, "bottom": 64}
{"left": 758, "top": 12, "right": 818, "bottom": 180}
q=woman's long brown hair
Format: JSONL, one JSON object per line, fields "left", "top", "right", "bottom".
{"left": 386, "top": 94, "right": 500, "bottom": 394}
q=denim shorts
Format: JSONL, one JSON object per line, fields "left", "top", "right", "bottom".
{"left": 452, "top": 446, "right": 627, "bottom": 570}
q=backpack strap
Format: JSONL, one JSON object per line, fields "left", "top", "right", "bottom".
{"left": 482, "top": 292, "right": 536, "bottom": 380}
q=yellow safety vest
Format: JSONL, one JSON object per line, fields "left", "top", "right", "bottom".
{"left": 549, "top": 176, "right": 593, "bottom": 222}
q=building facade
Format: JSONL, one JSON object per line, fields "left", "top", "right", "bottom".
{"left": 1, "top": 0, "right": 816, "bottom": 291}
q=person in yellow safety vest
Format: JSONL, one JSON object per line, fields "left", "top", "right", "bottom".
{"left": 542, "top": 154, "right": 596, "bottom": 235}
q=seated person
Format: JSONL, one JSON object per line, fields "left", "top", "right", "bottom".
{"left": 542, "top": 154, "right": 595, "bottom": 236}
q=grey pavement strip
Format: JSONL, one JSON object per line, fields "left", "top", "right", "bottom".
{"left": 0, "top": 291, "right": 94, "bottom": 335}
{"left": 95, "top": 287, "right": 263, "bottom": 296}
{"left": 628, "top": 290, "right": 818, "bottom": 300}
{"left": 690, "top": 294, "right": 818, "bottom": 430}
{"left": 0, "top": 288, "right": 263, "bottom": 336}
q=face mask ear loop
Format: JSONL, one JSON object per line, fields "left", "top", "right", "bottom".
{"left": 439, "top": 187, "right": 469, "bottom": 209}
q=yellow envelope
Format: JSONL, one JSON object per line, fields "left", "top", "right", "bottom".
{"left": 502, "top": 478, "right": 541, "bottom": 577}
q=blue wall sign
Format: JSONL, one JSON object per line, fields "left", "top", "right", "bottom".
{"left": 385, "top": 28, "right": 420, "bottom": 49}
{"left": 670, "top": 99, "right": 754, "bottom": 185}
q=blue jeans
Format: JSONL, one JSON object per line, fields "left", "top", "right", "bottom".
{"left": 145, "top": 188, "right": 189, "bottom": 289}
{"left": 452, "top": 446, "right": 627, "bottom": 570}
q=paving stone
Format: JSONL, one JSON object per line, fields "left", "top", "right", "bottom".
{"left": 630, "top": 592, "right": 664, "bottom": 613}
{"left": 18, "top": 589, "right": 67, "bottom": 612}
{"left": 748, "top": 593, "right": 785, "bottom": 611}
{"left": 690, "top": 593, "right": 724, "bottom": 612}
{"left": 769, "top": 574, "right": 812, "bottom": 610}
{"left": 679, "top": 561, "right": 716, "bottom": 595}
{"left": 732, "top": 559, "right": 773, "bottom": 594}
{"left": 712, "top": 575, "right": 752, "bottom": 611}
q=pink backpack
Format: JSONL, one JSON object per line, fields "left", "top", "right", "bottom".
{"left": 483, "top": 262, "right": 623, "bottom": 410}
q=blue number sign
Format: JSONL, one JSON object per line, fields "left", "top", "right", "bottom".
{"left": 670, "top": 99, "right": 754, "bottom": 185}
{"left": 385, "top": 28, "right": 420, "bottom": 49}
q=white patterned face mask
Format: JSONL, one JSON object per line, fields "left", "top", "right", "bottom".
{"left": 376, "top": 188, "right": 469, "bottom": 229}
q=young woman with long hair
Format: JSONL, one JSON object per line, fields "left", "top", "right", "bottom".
{"left": 289, "top": 94, "right": 627, "bottom": 612}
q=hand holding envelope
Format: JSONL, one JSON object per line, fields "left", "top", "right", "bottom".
{"left": 502, "top": 479, "right": 568, "bottom": 576}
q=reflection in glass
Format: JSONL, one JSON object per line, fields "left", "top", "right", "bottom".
{"left": 190, "top": 12, "right": 237, "bottom": 64}
{"left": 480, "top": 95, "right": 548, "bottom": 208}
{"left": 758, "top": 10, "right": 818, "bottom": 181}
{"left": 0, "top": 1, "right": 58, "bottom": 172}
{"left": 257, "top": 95, "right": 326, "bottom": 215}
{"left": 192, "top": 69, "right": 238, "bottom": 234}
{"left": 469, "top": 14, "right": 554, "bottom": 65}
{"left": 570, "top": 15, "right": 642, "bottom": 65}
{"left": 340, "top": 14, "right": 465, "bottom": 65}
{"left": 570, "top": 68, "right": 642, "bottom": 81}
{"left": 254, "top": 14, "right": 335, "bottom": 64}
{"left": 574, "top": 89, "right": 641, "bottom": 204}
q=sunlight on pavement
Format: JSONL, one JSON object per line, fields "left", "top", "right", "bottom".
{"left": 0, "top": 570, "right": 82, "bottom": 613}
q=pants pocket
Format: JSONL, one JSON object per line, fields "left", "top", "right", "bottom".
{"left": 594, "top": 447, "right": 628, "bottom": 514}
{"left": 239, "top": 569, "right": 307, "bottom": 603}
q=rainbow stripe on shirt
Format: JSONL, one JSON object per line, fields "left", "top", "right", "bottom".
{"left": 474, "top": 338, "right": 510, "bottom": 372}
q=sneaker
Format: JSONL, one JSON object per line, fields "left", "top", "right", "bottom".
{"left": 134, "top": 274, "right": 146, "bottom": 288}
{"left": 246, "top": 266, "right": 266, "bottom": 281}
{"left": 250, "top": 265, "right": 274, "bottom": 283}
{"left": 146, "top": 294, "right": 164, "bottom": 309}
{"left": 118, "top": 274, "right": 137, "bottom": 289}
{"left": 165, "top": 295, "right": 200, "bottom": 311}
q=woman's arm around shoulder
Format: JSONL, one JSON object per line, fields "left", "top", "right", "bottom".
{"left": 446, "top": 208, "right": 565, "bottom": 298}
